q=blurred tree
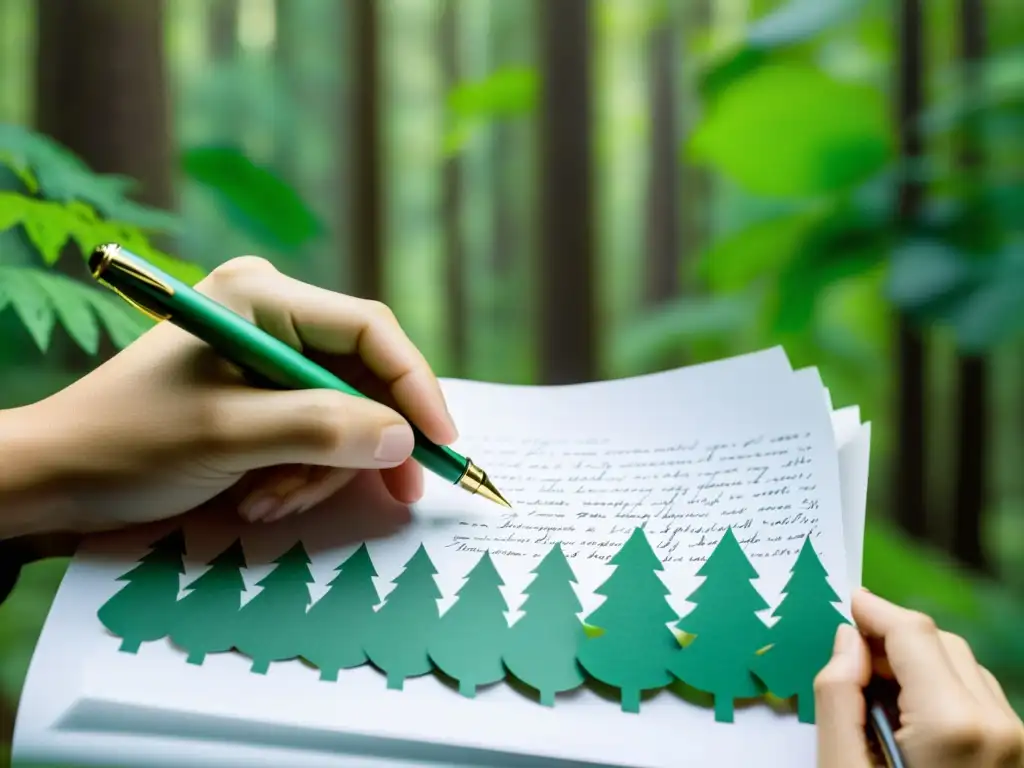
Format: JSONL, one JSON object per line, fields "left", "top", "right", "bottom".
{"left": 273, "top": 0, "right": 298, "bottom": 183}
{"left": 440, "top": 0, "right": 467, "bottom": 376}
{"left": 35, "top": 0, "right": 174, "bottom": 215}
{"left": 951, "top": 0, "right": 991, "bottom": 573}
{"left": 208, "top": 0, "right": 238, "bottom": 62}
{"left": 537, "top": 0, "right": 597, "bottom": 384}
{"left": 644, "top": 0, "right": 681, "bottom": 309}
{"left": 892, "top": 0, "right": 929, "bottom": 543}
{"left": 348, "top": 0, "right": 383, "bottom": 301}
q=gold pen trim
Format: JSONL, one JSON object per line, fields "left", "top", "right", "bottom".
{"left": 457, "top": 459, "right": 512, "bottom": 508}
{"left": 89, "top": 243, "right": 174, "bottom": 323}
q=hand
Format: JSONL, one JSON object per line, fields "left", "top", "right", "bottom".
{"left": 815, "top": 588, "right": 1024, "bottom": 768}
{"left": 4, "top": 256, "right": 458, "bottom": 537}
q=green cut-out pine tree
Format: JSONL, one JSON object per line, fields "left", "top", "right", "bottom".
{"left": 752, "top": 535, "right": 848, "bottom": 724}
{"left": 169, "top": 538, "right": 247, "bottom": 665}
{"left": 235, "top": 542, "right": 314, "bottom": 674}
{"left": 503, "top": 542, "right": 585, "bottom": 706}
{"left": 97, "top": 528, "right": 186, "bottom": 653}
{"left": 364, "top": 544, "right": 441, "bottom": 690}
{"left": 428, "top": 551, "right": 509, "bottom": 698}
{"left": 576, "top": 527, "right": 680, "bottom": 714}
{"left": 669, "top": 526, "right": 770, "bottom": 723}
{"left": 302, "top": 544, "right": 380, "bottom": 681}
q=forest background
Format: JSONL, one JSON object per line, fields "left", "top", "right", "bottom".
{"left": 0, "top": 0, "right": 1023, "bottom": 760}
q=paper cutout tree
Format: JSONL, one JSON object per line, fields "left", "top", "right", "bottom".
{"left": 169, "top": 538, "right": 247, "bottom": 665}
{"left": 97, "top": 528, "right": 186, "bottom": 653}
{"left": 503, "top": 543, "right": 585, "bottom": 706}
{"left": 303, "top": 544, "right": 380, "bottom": 681}
{"left": 669, "top": 527, "right": 770, "bottom": 722}
{"left": 235, "top": 542, "right": 314, "bottom": 674}
{"left": 752, "top": 536, "right": 848, "bottom": 723}
{"left": 576, "top": 527, "right": 679, "bottom": 713}
{"left": 428, "top": 551, "right": 509, "bottom": 697}
{"left": 364, "top": 544, "right": 441, "bottom": 690}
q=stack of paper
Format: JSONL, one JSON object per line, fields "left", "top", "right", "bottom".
{"left": 13, "top": 347, "right": 871, "bottom": 767}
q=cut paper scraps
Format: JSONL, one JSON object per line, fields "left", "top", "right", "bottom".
{"left": 169, "top": 538, "right": 246, "bottom": 665}
{"left": 577, "top": 527, "right": 679, "bottom": 714}
{"left": 502, "top": 543, "right": 585, "bottom": 706}
{"left": 669, "top": 527, "right": 770, "bottom": 723}
{"left": 428, "top": 552, "right": 509, "bottom": 697}
{"left": 98, "top": 527, "right": 186, "bottom": 653}
{"left": 751, "top": 536, "right": 849, "bottom": 724}
{"left": 302, "top": 543, "right": 379, "bottom": 681}
{"left": 363, "top": 544, "right": 441, "bottom": 690}
{"left": 235, "top": 542, "right": 313, "bottom": 674}
{"left": 97, "top": 525, "right": 848, "bottom": 725}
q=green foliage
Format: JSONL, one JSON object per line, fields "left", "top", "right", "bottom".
{"left": 181, "top": 145, "right": 325, "bottom": 252}
{"left": 443, "top": 67, "right": 537, "bottom": 155}
{"left": 0, "top": 124, "right": 205, "bottom": 356}
{"left": 690, "top": 64, "right": 893, "bottom": 198}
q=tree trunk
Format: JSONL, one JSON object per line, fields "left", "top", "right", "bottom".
{"left": 273, "top": 0, "right": 298, "bottom": 182}
{"left": 35, "top": 0, "right": 175, "bottom": 214}
{"left": 680, "top": 0, "right": 711, "bottom": 278}
{"left": 209, "top": 0, "right": 238, "bottom": 62}
{"left": 644, "top": 7, "right": 680, "bottom": 308}
{"left": 950, "top": 0, "right": 990, "bottom": 573}
{"left": 348, "top": 0, "right": 383, "bottom": 300}
{"left": 440, "top": 0, "right": 466, "bottom": 377}
{"left": 34, "top": 0, "right": 174, "bottom": 367}
{"left": 892, "top": 0, "right": 928, "bottom": 542}
{"left": 536, "top": 0, "right": 597, "bottom": 384}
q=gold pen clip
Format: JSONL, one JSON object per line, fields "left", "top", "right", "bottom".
{"left": 89, "top": 243, "right": 174, "bottom": 323}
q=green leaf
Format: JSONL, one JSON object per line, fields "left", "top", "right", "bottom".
{"left": 689, "top": 65, "right": 893, "bottom": 198}
{"left": 181, "top": 145, "right": 324, "bottom": 251}
{"left": 447, "top": 68, "right": 538, "bottom": 119}
{"left": 21, "top": 200, "right": 73, "bottom": 265}
{"left": 885, "top": 239, "right": 977, "bottom": 311}
{"left": 699, "top": 206, "right": 829, "bottom": 292}
{"left": 0, "top": 124, "right": 179, "bottom": 232}
{"left": 0, "top": 191, "right": 27, "bottom": 232}
{"left": 611, "top": 293, "right": 760, "bottom": 373}
{"left": 0, "top": 267, "right": 56, "bottom": 352}
{"left": 31, "top": 271, "right": 101, "bottom": 355}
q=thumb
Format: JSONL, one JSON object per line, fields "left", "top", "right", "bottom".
{"left": 201, "top": 387, "right": 415, "bottom": 473}
{"left": 815, "top": 623, "right": 874, "bottom": 768}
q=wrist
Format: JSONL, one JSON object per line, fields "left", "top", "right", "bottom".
{"left": 0, "top": 401, "right": 78, "bottom": 539}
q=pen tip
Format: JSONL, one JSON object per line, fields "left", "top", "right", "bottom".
{"left": 477, "top": 476, "right": 512, "bottom": 508}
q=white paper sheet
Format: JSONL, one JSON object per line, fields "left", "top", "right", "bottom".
{"left": 13, "top": 349, "right": 871, "bottom": 768}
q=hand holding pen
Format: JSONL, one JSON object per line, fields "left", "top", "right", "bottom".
{"left": 815, "top": 589, "right": 1024, "bottom": 768}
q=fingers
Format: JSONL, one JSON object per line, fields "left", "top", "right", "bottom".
{"left": 380, "top": 458, "right": 425, "bottom": 505}
{"left": 851, "top": 589, "right": 969, "bottom": 711}
{"left": 815, "top": 623, "right": 875, "bottom": 768}
{"left": 199, "top": 258, "right": 458, "bottom": 446}
{"left": 196, "top": 386, "right": 415, "bottom": 473}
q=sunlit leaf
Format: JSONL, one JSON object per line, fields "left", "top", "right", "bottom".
{"left": 181, "top": 145, "right": 324, "bottom": 251}
{"left": 0, "top": 191, "right": 27, "bottom": 232}
{"left": 447, "top": 68, "right": 538, "bottom": 119}
{"left": 21, "top": 200, "right": 73, "bottom": 265}
{"left": 690, "top": 65, "right": 893, "bottom": 198}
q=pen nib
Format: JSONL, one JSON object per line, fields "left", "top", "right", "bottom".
{"left": 459, "top": 460, "right": 512, "bottom": 508}
{"left": 476, "top": 476, "right": 512, "bottom": 508}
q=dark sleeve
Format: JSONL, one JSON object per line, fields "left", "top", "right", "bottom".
{"left": 0, "top": 538, "right": 27, "bottom": 607}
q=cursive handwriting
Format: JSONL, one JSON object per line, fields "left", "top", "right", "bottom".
{"left": 444, "top": 433, "right": 831, "bottom": 565}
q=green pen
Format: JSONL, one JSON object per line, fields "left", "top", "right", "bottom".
{"left": 88, "top": 243, "right": 510, "bottom": 508}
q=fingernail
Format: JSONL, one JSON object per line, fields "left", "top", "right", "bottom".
{"left": 375, "top": 424, "right": 414, "bottom": 464}
{"left": 240, "top": 494, "right": 278, "bottom": 522}
{"left": 272, "top": 475, "right": 307, "bottom": 497}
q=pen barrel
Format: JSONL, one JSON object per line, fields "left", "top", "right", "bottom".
{"left": 98, "top": 249, "right": 468, "bottom": 486}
